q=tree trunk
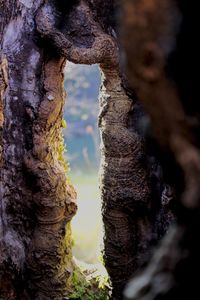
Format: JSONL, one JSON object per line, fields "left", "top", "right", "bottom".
{"left": 99, "top": 66, "right": 152, "bottom": 299}
{"left": 34, "top": 1, "right": 159, "bottom": 298}
{"left": 0, "top": 1, "right": 176, "bottom": 299}
{"left": 121, "top": 0, "right": 200, "bottom": 299}
{"left": 0, "top": 1, "right": 77, "bottom": 299}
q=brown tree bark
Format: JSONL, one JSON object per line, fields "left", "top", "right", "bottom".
{"left": 35, "top": 1, "right": 154, "bottom": 298}
{"left": 0, "top": 1, "right": 176, "bottom": 299}
{"left": 99, "top": 66, "right": 152, "bottom": 300}
{"left": 35, "top": 1, "right": 176, "bottom": 298}
{"left": 0, "top": 1, "right": 77, "bottom": 299}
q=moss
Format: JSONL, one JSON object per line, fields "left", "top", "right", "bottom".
{"left": 57, "top": 118, "right": 110, "bottom": 299}
{"left": 57, "top": 133, "right": 69, "bottom": 173}
{"left": 66, "top": 267, "right": 110, "bottom": 300}
{"left": 61, "top": 118, "right": 67, "bottom": 129}
{"left": 57, "top": 119, "right": 71, "bottom": 178}
{"left": 59, "top": 222, "right": 73, "bottom": 272}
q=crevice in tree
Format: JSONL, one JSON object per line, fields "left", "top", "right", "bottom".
{"left": 0, "top": 1, "right": 178, "bottom": 299}
{"left": 63, "top": 61, "right": 112, "bottom": 299}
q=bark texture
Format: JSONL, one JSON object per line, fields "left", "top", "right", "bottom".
{"left": 121, "top": 0, "right": 200, "bottom": 299}
{"left": 0, "top": 0, "right": 176, "bottom": 299}
{"left": 36, "top": 1, "right": 149, "bottom": 299}
{"left": 99, "top": 66, "right": 152, "bottom": 300}
{"left": 0, "top": 1, "right": 77, "bottom": 299}
{"left": 35, "top": 1, "right": 154, "bottom": 298}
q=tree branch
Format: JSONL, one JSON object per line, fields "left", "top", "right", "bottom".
{"left": 36, "top": 0, "right": 119, "bottom": 66}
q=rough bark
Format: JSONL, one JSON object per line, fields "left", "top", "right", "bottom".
{"left": 99, "top": 66, "right": 153, "bottom": 299}
{"left": 99, "top": 65, "right": 175, "bottom": 298}
{"left": 34, "top": 1, "right": 156, "bottom": 298}
{"left": 121, "top": 0, "right": 200, "bottom": 299}
{"left": 0, "top": 0, "right": 176, "bottom": 299}
{"left": 0, "top": 1, "right": 77, "bottom": 299}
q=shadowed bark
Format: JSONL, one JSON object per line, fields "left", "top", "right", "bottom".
{"left": 99, "top": 66, "right": 152, "bottom": 300}
{"left": 121, "top": 0, "right": 200, "bottom": 299}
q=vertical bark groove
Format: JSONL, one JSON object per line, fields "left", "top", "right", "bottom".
{"left": 0, "top": 56, "right": 8, "bottom": 164}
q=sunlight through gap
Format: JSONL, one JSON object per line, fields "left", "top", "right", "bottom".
{"left": 64, "top": 62, "right": 104, "bottom": 269}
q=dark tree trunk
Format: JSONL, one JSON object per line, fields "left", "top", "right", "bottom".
{"left": 121, "top": 0, "right": 200, "bottom": 299}
{"left": 99, "top": 66, "right": 153, "bottom": 300}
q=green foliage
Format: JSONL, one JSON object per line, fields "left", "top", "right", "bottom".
{"left": 98, "top": 254, "right": 106, "bottom": 267}
{"left": 59, "top": 223, "right": 73, "bottom": 275}
{"left": 67, "top": 268, "right": 110, "bottom": 300}
{"left": 62, "top": 118, "right": 68, "bottom": 129}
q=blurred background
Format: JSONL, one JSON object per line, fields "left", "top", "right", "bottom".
{"left": 63, "top": 62, "right": 103, "bottom": 265}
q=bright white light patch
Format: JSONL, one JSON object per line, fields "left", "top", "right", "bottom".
{"left": 19, "top": 0, "right": 33, "bottom": 8}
